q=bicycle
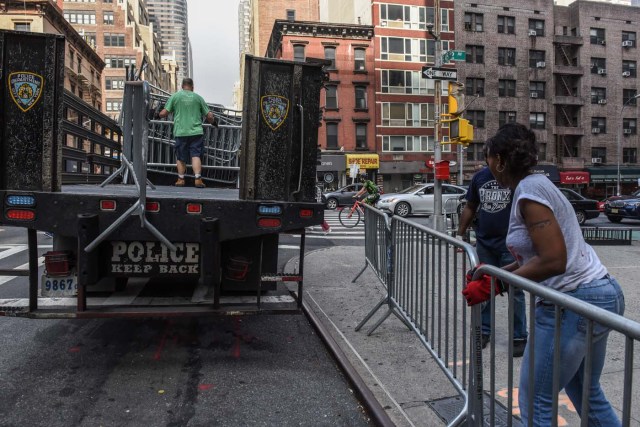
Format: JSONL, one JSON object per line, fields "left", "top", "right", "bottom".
{"left": 338, "top": 198, "right": 365, "bottom": 228}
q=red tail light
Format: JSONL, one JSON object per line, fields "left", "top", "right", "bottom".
{"left": 299, "top": 209, "right": 314, "bottom": 218}
{"left": 145, "top": 201, "right": 160, "bottom": 212}
{"left": 100, "top": 200, "right": 116, "bottom": 211}
{"left": 258, "top": 218, "right": 281, "bottom": 228}
{"left": 186, "top": 203, "right": 202, "bottom": 214}
{"left": 6, "top": 209, "right": 35, "bottom": 221}
{"left": 44, "top": 251, "right": 72, "bottom": 276}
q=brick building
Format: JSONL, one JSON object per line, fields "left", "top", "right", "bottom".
{"left": 266, "top": 19, "right": 375, "bottom": 189}
{"left": 373, "top": 0, "right": 457, "bottom": 192}
{"left": 0, "top": 0, "right": 104, "bottom": 110}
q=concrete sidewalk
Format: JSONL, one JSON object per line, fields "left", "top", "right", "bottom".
{"left": 287, "top": 242, "right": 640, "bottom": 426}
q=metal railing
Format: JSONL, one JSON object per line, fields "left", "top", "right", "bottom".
{"left": 472, "top": 264, "right": 640, "bottom": 426}
{"left": 581, "top": 226, "right": 633, "bottom": 245}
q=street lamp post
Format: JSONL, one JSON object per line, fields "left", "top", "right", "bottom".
{"left": 616, "top": 93, "right": 640, "bottom": 196}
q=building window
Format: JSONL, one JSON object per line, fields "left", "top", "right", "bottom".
{"left": 440, "top": 9, "right": 450, "bottom": 32}
{"left": 14, "top": 22, "right": 30, "bottom": 31}
{"left": 622, "top": 31, "right": 636, "bottom": 48}
{"left": 70, "top": 83, "right": 76, "bottom": 94}
{"left": 103, "top": 11, "right": 114, "bottom": 25}
{"left": 104, "top": 33, "right": 125, "bottom": 47}
{"left": 466, "top": 143, "right": 485, "bottom": 161}
{"left": 591, "top": 117, "right": 606, "bottom": 133}
{"left": 464, "top": 12, "right": 483, "bottom": 32}
{"left": 286, "top": 9, "right": 295, "bottom": 21}
{"left": 293, "top": 44, "right": 305, "bottom": 62}
{"left": 354, "top": 48, "right": 365, "bottom": 71}
{"left": 622, "top": 60, "right": 637, "bottom": 77}
{"left": 381, "top": 102, "right": 435, "bottom": 128}
{"left": 530, "top": 112, "right": 546, "bottom": 129}
{"left": 591, "top": 147, "right": 606, "bottom": 163}
{"left": 498, "top": 79, "right": 516, "bottom": 97}
{"left": 105, "top": 78, "right": 125, "bottom": 90}
{"left": 624, "top": 89, "right": 638, "bottom": 105}
{"left": 529, "top": 81, "right": 545, "bottom": 98}
{"left": 623, "top": 118, "right": 637, "bottom": 135}
{"left": 529, "top": 50, "right": 545, "bottom": 68}
{"left": 106, "top": 99, "right": 123, "bottom": 112}
{"left": 382, "top": 135, "right": 435, "bottom": 153}
{"left": 63, "top": 11, "right": 96, "bottom": 25}
{"left": 465, "top": 45, "right": 484, "bottom": 64}
{"left": 591, "top": 57, "right": 606, "bottom": 74}
{"left": 538, "top": 143, "right": 547, "bottom": 162}
{"left": 355, "top": 124, "right": 367, "bottom": 149}
{"left": 497, "top": 16, "right": 515, "bottom": 34}
{"left": 324, "top": 46, "right": 336, "bottom": 69}
{"left": 381, "top": 69, "right": 433, "bottom": 95}
{"left": 529, "top": 19, "right": 545, "bottom": 37}
{"left": 590, "top": 87, "right": 606, "bottom": 104}
{"left": 326, "top": 123, "right": 338, "bottom": 149}
{"left": 499, "top": 111, "right": 517, "bottom": 128}
{"left": 466, "top": 110, "right": 485, "bottom": 128}
{"left": 623, "top": 148, "right": 637, "bottom": 163}
{"left": 465, "top": 78, "right": 484, "bottom": 96}
{"left": 354, "top": 86, "right": 367, "bottom": 109}
{"left": 498, "top": 48, "right": 516, "bottom": 66}
{"left": 590, "top": 28, "right": 606, "bottom": 45}
{"left": 325, "top": 85, "right": 337, "bottom": 109}
{"left": 381, "top": 37, "right": 430, "bottom": 63}
{"left": 105, "top": 56, "right": 136, "bottom": 68}
{"left": 379, "top": 4, "right": 428, "bottom": 30}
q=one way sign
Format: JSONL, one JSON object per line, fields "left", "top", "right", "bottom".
{"left": 421, "top": 66, "right": 458, "bottom": 81}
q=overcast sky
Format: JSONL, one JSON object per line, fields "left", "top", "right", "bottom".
{"left": 187, "top": 0, "right": 241, "bottom": 107}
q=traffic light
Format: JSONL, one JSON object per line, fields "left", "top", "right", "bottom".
{"left": 448, "top": 82, "right": 465, "bottom": 116}
{"left": 449, "top": 117, "right": 474, "bottom": 145}
{"left": 317, "top": 145, "right": 322, "bottom": 166}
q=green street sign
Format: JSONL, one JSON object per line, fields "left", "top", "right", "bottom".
{"left": 442, "top": 50, "right": 466, "bottom": 62}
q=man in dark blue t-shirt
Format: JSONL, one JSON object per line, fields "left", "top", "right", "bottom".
{"left": 457, "top": 166, "right": 528, "bottom": 357}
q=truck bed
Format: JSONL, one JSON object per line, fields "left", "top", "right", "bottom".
{"left": 62, "top": 184, "right": 240, "bottom": 200}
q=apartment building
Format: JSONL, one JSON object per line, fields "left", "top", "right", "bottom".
{"left": 266, "top": 20, "right": 375, "bottom": 190}
{"left": 374, "top": 0, "right": 456, "bottom": 192}
{"left": 60, "top": 0, "right": 167, "bottom": 119}
{"left": 0, "top": 0, "right": 105, "bottom": 110}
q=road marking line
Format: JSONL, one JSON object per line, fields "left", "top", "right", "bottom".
{"left": 0, "top": 244, "right": 53, "bottom": 249}
{"left": 292, "top": 235, "right": 364, "bottom": 240}
{"left": 0, "top": 246, "right": 27, "bottom": 260}
{"left": 278, "top": 245, "right": 300, "bottom": 250}
{"left": 0, "top": 257, "right": 45, "bottom": 286}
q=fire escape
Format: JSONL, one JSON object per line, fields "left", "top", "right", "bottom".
{"left": 553, "top": 35, "right": 584, "bottom": 169}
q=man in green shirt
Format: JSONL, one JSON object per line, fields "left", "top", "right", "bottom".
{"left": 353, "top": 175, "right": 380, "bottom": 206}
{"left": 159, "top": 78, "right": 217, "bottom": 188}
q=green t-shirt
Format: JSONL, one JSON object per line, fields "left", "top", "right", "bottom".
{"left": 363, "top": 180, "right": 379, "bottom": 195}
{"left": 164, "top": 90, "right": 210, "bottom": 137}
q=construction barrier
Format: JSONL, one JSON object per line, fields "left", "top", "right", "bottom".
{"left": 581, "top": 226, "right": 633, "bottom": 246}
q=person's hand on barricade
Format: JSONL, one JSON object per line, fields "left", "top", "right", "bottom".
{"left": 461, "top": 274, "right": 506, "bottom": 306}
{"left": 465, "top": 263, "right": 485, "bottom": 284}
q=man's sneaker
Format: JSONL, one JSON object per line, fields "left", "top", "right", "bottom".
{"left": 481, "top": 334, "right": 490, "bottom": 349}
{"left": 195, "top": 178, "right": 206, "bottom": 188}
{"left": 513, "top": 339, "right": 527, "bottom": 358}
{"left": 175, "top": 178, "right": 185, "bottom": 187}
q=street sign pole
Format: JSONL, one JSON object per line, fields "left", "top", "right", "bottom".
{"left": 432, "top": 3, "right": 444, "bottom": 233}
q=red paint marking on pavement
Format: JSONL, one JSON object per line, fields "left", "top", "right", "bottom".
{"left": 68, "top": 346, "right": 81, "bottom": 353}
{"left": 232, "top": 318, "right": 241, "bottom": 359}
{"left": 198, "top": 384, "right": 214, "bottom": 391}
{"left": 154, "top": 320, "right": 171, "bottom": 361}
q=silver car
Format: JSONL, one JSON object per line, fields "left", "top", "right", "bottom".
{"left": 376, "top": 183, "right": 467, "bottom": 217}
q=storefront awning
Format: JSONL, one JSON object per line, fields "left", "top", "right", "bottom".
{"left": 560, "top": 171, "right": 589, "bottom": 184}
{"left": 345, "top": 153, "right": 379, "bottom": 170}
{"left": 317, "top": 154, "right": 346, "bottom": 172}
{"left": 587, "top": 167, "right": 640, "bottom": 183}
{"left": 530, "top": 165, "right": 560, "bottom": 182}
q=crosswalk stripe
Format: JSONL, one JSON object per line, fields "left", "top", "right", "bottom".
{"left": 278, "top": 245, "right": 300, "bottom": 249}
{"left": 293, "top": 234, "right": 364, "bottom": 240}
{"left": 0, "top": 256, "right": 45, "bottom": 286}
{"left": 0, "top": 246, "right": 28, "bottom": 260}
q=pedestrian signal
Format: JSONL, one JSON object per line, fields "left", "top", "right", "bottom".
{"left": 449, "top": 117, "right": 474, "bottom": 145}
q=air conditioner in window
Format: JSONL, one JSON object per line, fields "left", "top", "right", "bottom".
{"left": 624, "top": 128, "right": 632, "bottom": 134}
{"left": 622, "top": 40, "right": 633, "bottom": 47}
{"left": 598, "top": 99, "right": 607, "bottom": 104}
{"left": 597, "top": 68, "right": 607, "bottom": 75}
{"left": 529, "top": 30, "right": 537, "bottom": 37}
{"left": 530, "top": 92, "right": 538, "bottom": 98}
{"left": 508, "top": 112, "right": 516, "bottom": 116}
{"left": 623, "top": 71, "right": 631, "bottom": 77}
{"left": 592, "top": 128, "right": 601, "bottom": 134}
{"left": 536, "top": 61, "right": 546, "bottom": 68}
{"left": 599, "top": 40, "right": 606, "bottom": 45}
{"left": 592, "top": 157, "right": 602, "bottom": 164}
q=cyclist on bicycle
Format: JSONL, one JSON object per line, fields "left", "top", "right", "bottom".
{"left": 353, "top": 175, "right": 380, "bottom": 206}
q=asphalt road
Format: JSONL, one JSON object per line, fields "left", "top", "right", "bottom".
{"left": 0, "top": 212, "right": 370, "bottom": 427}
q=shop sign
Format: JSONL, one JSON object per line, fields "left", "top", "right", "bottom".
{"left": 345, "top": 154, "right": 379, "bottom": 170}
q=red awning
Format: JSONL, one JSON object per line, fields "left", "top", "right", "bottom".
{"left": 560, "top": 171, "right": 589, "bottom": 184}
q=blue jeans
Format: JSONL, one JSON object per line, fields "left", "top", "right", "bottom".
{"left": 519, "top": 276, "right": 625, "bottom": 427}
{"left": 476, "top": 241, "right": 528, "bottom": 340}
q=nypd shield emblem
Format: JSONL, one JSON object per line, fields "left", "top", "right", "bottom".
{"left": 261, "top": 95, "right": 289, "bottom": 131}
{"left": 8, "top": 72, "right": 44, "bottom": 112}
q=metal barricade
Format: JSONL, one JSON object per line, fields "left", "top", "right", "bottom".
{"left": 444, "top": 197, "right": 463, "bottom": 233}
{"left": 471, "top": 264, "right": 640, "bottom": 426}
{"left": 581, "top": 226, "right": 633, "bottom": 246}
{"left": 355, "top": 209, "right": 481, "bottom": 426}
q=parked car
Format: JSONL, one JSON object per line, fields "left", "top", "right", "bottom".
{"left": 603, "top": 189, "right": 640, "bottom": 223}
{"left": 376, "top": 183, "right": 467, "bottom": 217}
{"left": 321, "top": 183, "right": 363, "bottom": 209}
{"left": 558, "top": 188, "right": 600, "bottom": 225}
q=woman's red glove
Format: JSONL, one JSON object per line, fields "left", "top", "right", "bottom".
{"left": 462, "top": 275, "right": 506, "bottom": 306}
{"left": 465, "top": 263, "right": 485, "bottom": 283}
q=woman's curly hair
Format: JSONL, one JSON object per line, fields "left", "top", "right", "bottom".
{"left": 484, "top": 123, "right": 538, "bottom": 181}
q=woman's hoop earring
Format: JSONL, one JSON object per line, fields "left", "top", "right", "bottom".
{"left": 496, "top": 164, "right": 505, "bottom": 173}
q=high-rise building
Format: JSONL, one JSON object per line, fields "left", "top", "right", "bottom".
{"left": 146, "top": 0, "right": 191, "bottom": 81}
